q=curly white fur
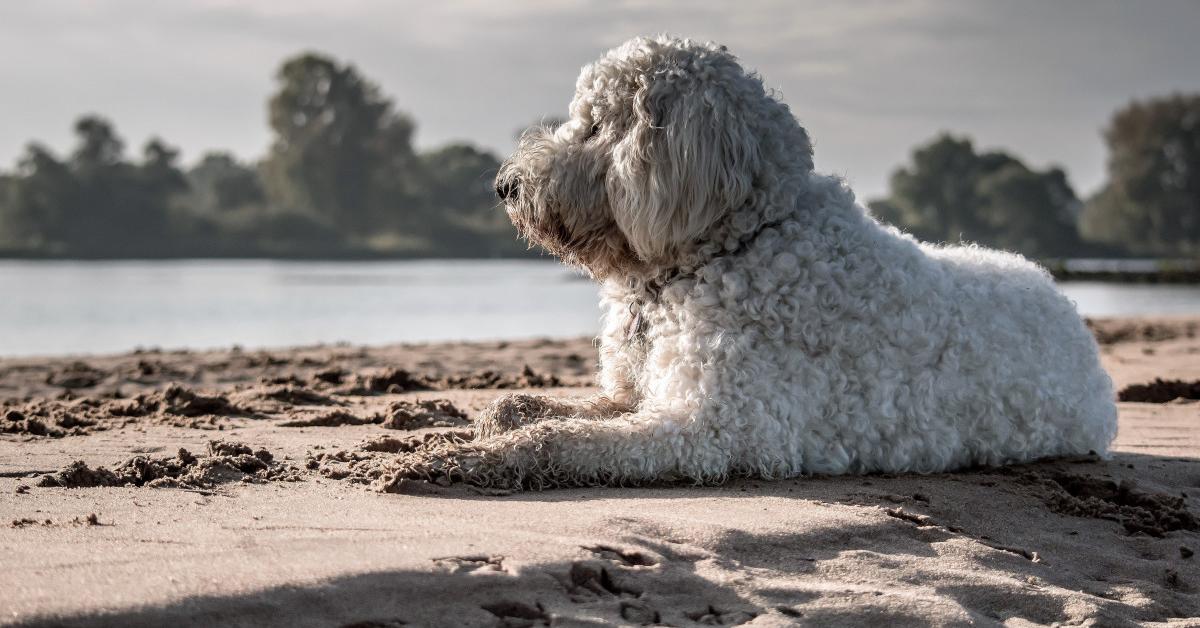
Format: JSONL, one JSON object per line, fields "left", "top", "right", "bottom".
{"left": 384, "top": 35, "right": 1117, "bottom": 490}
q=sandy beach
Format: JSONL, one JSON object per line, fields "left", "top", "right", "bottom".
{"left": 2, "top": 317, "right": 1199, "bottom": 627}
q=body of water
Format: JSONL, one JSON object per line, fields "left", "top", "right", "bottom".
{"left": 2, "top": 260, "right": 1199, "bottom": 357}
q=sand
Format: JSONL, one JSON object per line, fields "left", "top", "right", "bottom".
{"left": 2, "top": 320, "right": 1199, "bottom": 627}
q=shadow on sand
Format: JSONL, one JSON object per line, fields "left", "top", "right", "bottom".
{"left": 15, "top": 452, "right": 1200, "bottom": 628}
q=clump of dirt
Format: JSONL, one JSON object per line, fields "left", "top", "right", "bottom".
{"left": 260, "top": 370, "right": 349, "bottom": 390}
{"left": 305, "top": 448, "right": 389, "bottom": 483}
{"left": 362, "top": 430, "right": 473, "bottom": 453}
{"left": 237, "top": 352, "right": 290, "bottom": 368}
{"left": 11, "top": 384, "right": 268, "bottom": 436}
{"left": 9, "top": 515, "right": 101, "bottom": 528}
{"left": 481, "top": 600, "right": 550, "bottom": 625}
{"left": 279, "top": 410, "right": 381, "bottom": 427}
{"left": 56, "top": 412, "right": 99, "bottom": 429}
{"left": 335, "top": 365, "right": 579, "bottom": 396}
{"left": 1039, "top": 471, "right": 1199, "bottom": 536}
{"left": 382, "top": 399, "right": 469, "bottom": 430}
{"left": 122, "top": 358, "right": 189, "bottom": 381}
{"left": 1, "top": 405, "right": 101, "bottom": 438}
{"left": 339, "top": 368, "right": 433, "bottom": 395}
{"left": 45, "top": 362, "right": 105, "bottom": 389}
{"left": 306, "top": 430, "right": 473, "bottom": 484}
{"left": 35, "top": 461, "right": 121, "bottom": 488}
{"left": 255, "top": 385, "right": 341, "bottom": 406}
{"left": 259, "top": 374, "right": 307, "bottom": 387}
{"left": 1086, "top": 318, "right": 1198, "bottom": 345}
{"left": 312, "top": 368, "right": 347, "bottom": 385}
{"left": 3, "top": 409, "right": 63, "bottom": 437}
{"left": 584, "top": 545, "right": 657, "bottom": 567}
{"left": 885, "top": 508, "right": 937, "bottom": 527}
{"left": 1118, "top": 379, "right": 1200, "bottom": 403}
{"left": 111, "top": 384, "right": 259, "bottom": 419}
{"left": 11, "top": 518, "right": 53, "bottom": 528}
{"left": 433, "top": 554, "right": 505, "bottom": 574}
{"left": 4, "top": 378, "right": 379, "bottom": 438}
{"left": 37, "top": 440, "right": 300, "bottom": 489}
{"left": 432, "top": 365, "right": 566, "bottom": 389}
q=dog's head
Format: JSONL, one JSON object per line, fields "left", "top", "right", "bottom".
{"left": 496, "top": 35, "right": 813, "bottom": 278}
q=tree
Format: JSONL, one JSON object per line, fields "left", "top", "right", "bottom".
{"left": 3, "top": 144, "right": 78, "bottom": 250}
{"left": 186, "top": 152, "right": 265, "bottom": 213}
{"left": 975, "top": 164, "right": 1081, "bottom": 257}
{"left": 1079, "top": 93, "right": 1200, "bottom": 256}
{"left": 68, "top": 120, "right": 186, "bottom": 254}
{"left": 0, "top": 52, "right": 548, "bottom": 259}
{"left": 141, "top": 139, "right": 188, "bottom": 200}
{"left": 873, "top": 134, "right": 1084, "bottom": 258}
{"left": 414, "top": 143, "right": 524, "bottom": 256}
{"left": 126, "top": 138, "right": 189, "bottom": 251}
{"left": 0, "top": 117, "right": 191, "bottom": 256}
{"left": 0, "top": 174, "right": 11, "bottom": 246}
{"left": 420, "top": 143, "right": 501, "bottom": 221}
{"left": 883, "top": 135, "right": 990, "bottom": 241}
{"left": 262, "top": 52, "right": 420, "bottom": 237}
{"left": 71, "top": 116, "right": 125, "bottom": 172}
{"left": 63, "top": 116, "right": 140, "bottom": 252}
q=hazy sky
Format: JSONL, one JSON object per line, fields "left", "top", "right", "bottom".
{"left": 1, "top": 0, "right": 1196, "bottom": 200}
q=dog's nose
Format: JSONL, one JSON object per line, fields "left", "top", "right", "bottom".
{"left": 496, "top": 177, "right": 520, "bottom": 201}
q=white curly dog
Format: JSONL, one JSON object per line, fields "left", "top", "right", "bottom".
{"left": 387, "top": 35, "right": 1117, "bottom": 490}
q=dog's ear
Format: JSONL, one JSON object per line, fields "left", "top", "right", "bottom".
{"left": 607, "top": 74, "right": 763, "bottom": 263}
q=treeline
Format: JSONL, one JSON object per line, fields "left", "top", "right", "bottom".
{"left": 870, "top": 93, "right": 1200, "bottom": 259}
{"left": 0, "top": 50, "right": 1196, "bottom": 260}
{"left": 0, "top": 53, "right": 522, "bottom": 259}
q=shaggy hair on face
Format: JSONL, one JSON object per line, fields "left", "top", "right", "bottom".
{"left": 384, "top": 35, "right": 1117, "bottom": 490}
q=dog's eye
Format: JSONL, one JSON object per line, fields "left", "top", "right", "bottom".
{"left": 584, "top": 123, "right": 600, "bottom": 142}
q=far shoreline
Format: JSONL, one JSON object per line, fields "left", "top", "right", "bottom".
{"left": 3, "top": 253, "right": 1198, "bottom": 283}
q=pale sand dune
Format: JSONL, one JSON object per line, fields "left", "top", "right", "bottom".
{"left": 2, "top": 319, "right": 1199, "bottom": 627}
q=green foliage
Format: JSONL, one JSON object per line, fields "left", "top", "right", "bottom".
{"left": 0, "top": 51, "right": 522, "bottom": 259}
{"left": 0, "top": 117, "right": 189, "bottom": 256}
{"left": 1, "top": 53, "right": 1193, "bottom": 262}
{"left": 974, "top": 164, "right": 1082, "bottom": 257}
{"left": 1079, "top": 93, "right": 1200, "bottom": 257}
{"left": 420, "top": 143, "right": 501, "bottom": 221}
{"left": 4, "top": 144, "right": 77, "bottom": 251}
{"left": 186, "top": 152, "right": 264, "bottom": 214}
{"left": 873, "top": 134, "right": 1085, "bottom": 258}
{"left": 414, "top": 143, "right": 525, "bottom": 256}
{"left": 262, "top": 53, "right": 421, "bottom": 238}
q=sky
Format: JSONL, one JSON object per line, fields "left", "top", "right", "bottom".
{"left": 0, "top": 0, "right": 1197, "bottom": 200}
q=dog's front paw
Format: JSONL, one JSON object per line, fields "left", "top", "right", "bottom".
{"left": 376, "top": 442, "right": 519, "bottom": 492}
{"left": 474, "top": 393, "right": 557, "bottom": 439}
